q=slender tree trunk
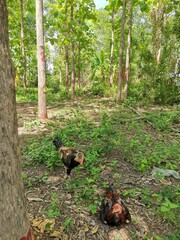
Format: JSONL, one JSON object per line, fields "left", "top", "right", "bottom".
{"left": 109, "top": 6, "right": 115, "bottom": 87}
{"left": 65, "top": 1, "right": 69, "bottom": 94}
{"left": 77, "top": 2, "right": 82, "bottom": 89}
{"left": 101, "top": 67, "right": 105, "bottom": 82}
{"left": 175, "top": 57, "right": 179, "bottom": 75}
{"left": 20, "top": 0, "right": 27, "bottom": 91}
{"left": 65, "top": 46, "right": 69, "bottom": 93}
{"left": 36, "top": 0, "right": 47, "bottom": 119}
{"left": 117, "top": 0, "right": 126, "bottom": 103}
{"left": 58, "top": 48, "right": 62, "bottom": 85}
{"left": 71, "top": 0, "right": 75, "bottom": 99}
{"left": 152, "top": 3, "right": 166, "bottom": 65}
{"left": 59, "top": 67, "right": 62, "bottom": 84}
{"left": 78, "top": 41, "right": 81, "bottom": 88}
{"left": 123, "top": 0, "right": 133, "bottom": 99}
{"left": 0, "top": 1, "right": 32, "bottom": 239}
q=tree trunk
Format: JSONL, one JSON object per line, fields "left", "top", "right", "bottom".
{"left": 151, "top": 2, "right": 166, "bottom": 65}
{"left": 58, "top": 47, "right": 62, "bottom": 85}
{"left": 117, "top": 0, "right": 126, "bottom": 103}
{"left": 36, "top": 0, "right": 47, "bottom": 119}
{"left": 0, "top": 1, "right": 32, "bottom": 239}
{"left": 77, "top": 41, "right": 81, "bottom": 88}
{"left": 65, "top": 0, "right": 69, "bottom": 94}
{"left": 123, "top": 0, "right": 133, "bottom": 100}
{"left": 77, "top": 2, "right": 82, "bottom": 89}
{"left": 65, "top": 46, "right": 69, "bottom": 93}
{"left": 20, "top": 0, "right": 27, "bottom": 91}
{"left": 109, "top": 6, "right": 115, "bottom": 87}
{"left": 71, "top": 0, "right": 75, "bottom": 99}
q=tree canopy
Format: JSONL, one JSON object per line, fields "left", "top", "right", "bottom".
{"left": 8, "top": 0, "right": 179, "bottom": 104}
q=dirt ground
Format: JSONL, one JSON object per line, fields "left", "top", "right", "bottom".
{"left": 17, "top": 100, "right": 179, "bottom": 240}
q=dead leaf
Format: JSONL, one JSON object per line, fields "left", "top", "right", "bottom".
{"left": 108, "top": 228, "right": 131, "bottom": 240}
{"left": 47, "top": 176, "right": 61, "bottom": 183}
{"left": 50, "top": 230, "right": 61, "bottom": 238}
{"left": 91, "top": 225, "right": 99, "bottom": 234}
{"left": 32, "top": 217, "right": 55, "bottom": 233}
{"left": 84, "top": 224, "right": 89, "bottom": 232}
{"left": 119, "top": 229, "right": 131, "bottom": 240}
{"left": 66, "top": 193, "right": 72, "bottom": 199}
{"left": 108, "top": 229, "right": 119, "bottom": 240}
{"left": 160, "top": 179, "right": 172, "bottom": 185}
{"left": 100, "top": 165, "right": 106, "bottom": 170}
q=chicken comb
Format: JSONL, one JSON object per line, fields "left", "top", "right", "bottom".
{"left": 112, "top": 204, "right": 122, "bottom": 213}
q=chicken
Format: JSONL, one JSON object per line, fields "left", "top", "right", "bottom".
{"left": 52, "top": 137, "right": 85, "bottom": 176}
{"left": 100, "top": 185, "right": 131, "bottom": 226}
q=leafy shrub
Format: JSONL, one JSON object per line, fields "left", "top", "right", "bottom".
{"left": 146, "top": 110, "right": 180, "bottom": 131}
{"left": 90, "top": 82, "right": 105, "bottom": 97}
{"left": 153, "top": 186, "right": 180, "bottom": 225}
{"left": 22, "top": 134, "right": 61, "bottom": 168}
{"left": 16, "top": 87, "right": 38, "bottom": 102}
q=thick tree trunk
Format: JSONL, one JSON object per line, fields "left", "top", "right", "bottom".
{"left": 123, "top": 0, "right": 133, "bottom": 100}
{"left": 109, "top": 7, "right": 115, "bottom": 87}
{"left": 0, "top": 1, "right": 32, "bottom": 239}
{"left": 117, "top": 0, "right": 126, "bottom": 103}
{"left": 20, "top": 0, "right": 27, "bottom": 91}
{"left": 36, "top": 0, "right": 48, "bottom": 119}
{"left": 71, "top": 1, "right": 75, "bottom": 99}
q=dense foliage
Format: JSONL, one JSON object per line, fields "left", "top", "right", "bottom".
{"left": 8, "top": 0, "right": 179, "bottom": 105}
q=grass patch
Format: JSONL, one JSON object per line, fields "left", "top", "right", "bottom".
{"left": 108, "top": 108, "right": 179, "bottom": 172}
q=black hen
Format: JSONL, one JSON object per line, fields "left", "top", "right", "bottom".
{"left": 100, "top": 185, "right": 131, "bottom": 226}
{"left": 53, "top": 137, "right": 85, "bottom": 175}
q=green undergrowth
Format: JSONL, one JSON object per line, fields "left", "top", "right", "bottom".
{"left": 16, "top": 86, "right": 70, "bottom": 103}
{"left": 21, "top": 104, "right": 179, "bottom": 233}
{"left": 145, "top": 107, "right": 180, "bottom": 132}
{"left": 16, "top": 87, "right": 38, "bottom": 102}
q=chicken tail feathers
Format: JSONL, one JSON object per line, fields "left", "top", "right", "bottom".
{"left": 105, "top": 184, "right": 115, "bottom": 197}
{"left": 52, "top": 137, "right": 63, "bottom": 150}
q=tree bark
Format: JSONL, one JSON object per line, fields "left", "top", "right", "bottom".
{"left": 77, "top": 2, "right": 82, "bottom": 89}
{"left": 123, "top": 0, "right": 133, "bottom": 99}
{"left": 109, "top": 6, "right": 115, "bottom": 87}
{"left": 20, "top": 0, "right": 27, "bottom": 91}
{"left": 117, "top": 0, "right": 126, "bottom": 103}
{"left": 78, "top": 41, "right": 81, "bottom": 88}
{"left": 70, "top": 0, "right": 75, "bottom": 99}
{"left": 151, "top": 2, "right": 166, "bottom": 65}
{"left": 36, "top": 0, "right": 48, "bottom": 119}
{"left": 0, "top": 1, "right": 32, "bottom": 239}
{"left": 65, "top": 0, "right": 69, "bottom": 94}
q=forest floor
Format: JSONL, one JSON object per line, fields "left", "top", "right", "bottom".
{"left": 17, "top": 98, "right": 180, "bottom": 240}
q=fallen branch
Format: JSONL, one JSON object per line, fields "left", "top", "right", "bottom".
{"left": 124, "top": 104, "right": 154, "bottom": 127}
{"left": 27, "top": 197, "right": 44, "bottom": 202}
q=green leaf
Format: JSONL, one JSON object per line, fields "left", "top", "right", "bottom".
{"left": 87, "top": 178, "right": 94, "bottom": 183}
{"left": 160, "top": 205, "right": 169, "bottom": 212}
{"left": 88, "top": 204, "right": 97, "bottom": 214}
{"left": 169, "top": 203, "right": 179, "bottom": 209}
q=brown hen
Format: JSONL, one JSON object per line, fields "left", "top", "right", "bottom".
{"left": 100, "top": 185, "right": 131, "bottom": 226}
